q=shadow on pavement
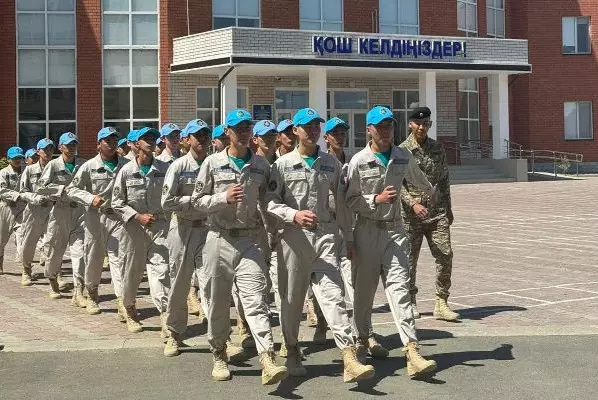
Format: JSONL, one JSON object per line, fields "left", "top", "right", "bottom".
{"left": 457, "top": 305, "right": 527, "bottom": 321}
{"left": 432, "top": 343, "right": 515, "bottom": 373}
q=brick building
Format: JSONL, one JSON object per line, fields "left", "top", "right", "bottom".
{"left": 0, "top": 1, "right": 595, "bottom": 163}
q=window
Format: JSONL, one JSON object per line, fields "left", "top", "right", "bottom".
{"left": 458, "top": 78, "right": 479, "bottom": 143}
{"left": 103, "top": 0, "right": 159, "bottom": 134}
{"left": 16, "top": 0, "right": 76, "bottom": 150}
{"left": 379, "top": 0, "right": 419, "bottom": 35}
{"left": 487, "top": 0, "right": 505, "bottom": 38}
{"left": 300, "top": 0, "right": 343, "bottom": 31}
{"left": 457, "top": 0, "right": 477, "bottom": 37}
{"left": 327, "top": 90, "right": 368, "bottom": 154}
{"left": 562, "top": 17, "right": 591, "bottom": 54}
{"left": 275, "top": 89, "right": 309, "bottom": 121}
{"left": 213, "top": 0, "right": 259, "bottom": 29}
{"left": 392, "top": 90, "right": 420, "bottom": 144}
{"left": 196, "top": 87, "right": 248, "bottom": 126}
{"left": 564, "top": 102, "right": 593, "bottom": 140}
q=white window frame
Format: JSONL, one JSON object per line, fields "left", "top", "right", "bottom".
{"left": 564, "top": 101, "right": 593, "bottom": 140}
{"left": 487, "top": 0, "right": 505, "bottom": 38}
{"left": 458, "top": 78, "right": 480, "bottom": 143}
{"left": 102, "top": 0, "right": 160, "bottom": 132}
{"left": 212, "top": 0, "right": 260, "bottom": 29}
{"left": 300, "top": 0, "right": 344, "bottom": 31}
{"left": 379, "top": 0, "right": 420, "bottom": 35}
{"left": 274, "top": 88, "right": 309, "bottom": 121}
{"left": 327, "top": 88, "right": 369, "bottom": 155}
{"left": 457, "top": 0, "right": 478, "bottom": 37}
{"left": 392, "top": 89, "right": 420, "bottom": 143}
{"left": 562, "top": 16, "right": 592, "bottom": 55}
{"left": 196, "top": 86, "right": 248, "bottom": 126}
{"left": 16, "top": 1, "right": 77, "bottom": 147}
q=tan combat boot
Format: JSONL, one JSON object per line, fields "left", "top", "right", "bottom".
{"left": 38, "top": 250, "right": 46, "bottom": 266}
{"left": 160, "top": 312, "right": 170, "bottom": 340}
{"left": 86, "top": 286, "right": 101, "bottom": 315}
{"left": 212, "top": 347, "right": 231, "bottom": 381}
{"left": 164, "top": 331, "right": 182, "bottom": 357}
{"left": 71, "top": 286, "right": 86, "bottom": 308}
{"left": 285, "top": 345, "right": 307, "bottom": 377}
{"left": 402, "top": 342, "right": 437, "bottom": 377}
{"left": 312, "top": 317, "right": 328, "bottom": 345}
{"left": 237, "top": 316, "right": 255, "bottom": 349}
{"left": 279, "top": 335, "right": 288, "bottom": 358}
{"left": 48, "top": 278, "right": 61, "bottom": 299}
{"left": 305, "top": 298, "right": 318, "bottom": 327}
{"left": 21, "top": 265, "right": 33, "bottom": 287}
{"left": 187, "top": 286, "right": 200, "bottom": 315}
{"left": 225, "top": 339, "right": 245, "bottom": 359}
{"left": 259, "top": 350, "right": 288, "bottom": 385}
{"left": 57, "top": 274, "right": 69, "bottom": 291}
{"left": 196, "top": 299, "right": 206, "bottom": 324}
{"left": 116, "top": 297, "right": 127, "bottom": 322}
{"left": 342, "top": 345, "right": 375, "bottom": 383}
{"left": 411, "top": 294, "right": 421, "bottom": 319}
{"left": 433, "top": 297, "right": 460, "bottom": 321}
{"left": 124, "top": 305, "right": 143, "bottom": 333}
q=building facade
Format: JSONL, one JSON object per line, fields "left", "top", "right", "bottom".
{"left": 0, "top": 1, "right": 595, "bottom": 162}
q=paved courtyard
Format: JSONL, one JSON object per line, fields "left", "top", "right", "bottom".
{"left": 1, "top": 176, "right": 598, "bottom": 352}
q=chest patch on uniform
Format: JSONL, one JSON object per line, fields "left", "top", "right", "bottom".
{"left": 154, "top": 172, "right": 166, "bottom": 178}
{"left": 126, "top": 178, "right": 144, "bottom": 187}
{"left": 361, "top": 168, "right": 380, "bottom": 178}
{"left": 0, "top": 182, "right": 6, "bottom": 188}
{"left": 367, "top": 161, "right": 378, "bottom": 168}
{"left": 195, "top": 181, "right": 204, "bottom": 192}
{"left": 180, "top": 171, "right": 197, "bottom": 178}
{"left": 392, "top": 158, "right": 409, "bottom": 165}
{"left": 249, "top": 167, "right": 264, "bottom": 175}
{"left": 214, "top": 172, "right": 236, "bottom": 181}
{"left": 285, "top": 171, "right": 306, "bottom": 181}
{"left": 72, "top": 176, "right": 81, "bottom": 186}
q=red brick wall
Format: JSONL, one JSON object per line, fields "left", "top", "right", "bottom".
{"left": 0, "top": 0, "right": 17, "bottom": 153}
{"left": 420, "top": 0, "right": 459, "bottom": 36}
{"left": 76, "top": 0, "right": 103, "bottom": 156}
{"left": 188, "top": 0, "right": 212, "bottom": 34}
{"left": 344, "top": 0, "right": 377, "bottom": 33}
{"left": 262, "top": 0, "right": 299, "bottom": 29}
{"left": 509, "top": 0, "right": 598, "bottom": 161}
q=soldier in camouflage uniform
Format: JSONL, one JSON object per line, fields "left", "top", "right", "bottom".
{"left": 399, "top": 106, "right": 459, "bottom": 322}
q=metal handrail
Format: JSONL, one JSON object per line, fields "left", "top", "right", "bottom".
{"left": 443, "top": 139, "right": 494, "bottom": 165}
{"left": 504, "top": 139, "right": 584, "bottom": 177}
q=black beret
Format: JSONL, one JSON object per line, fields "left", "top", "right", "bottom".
{"left": 409, "top": 107, "right": 431, "bottom": 120}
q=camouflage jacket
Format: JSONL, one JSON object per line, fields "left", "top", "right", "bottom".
{"left": 399, "top": 133, "right": 451, "bottom": 223}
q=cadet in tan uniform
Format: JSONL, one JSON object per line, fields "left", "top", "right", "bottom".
{"left": 19, "top": 139, "right": 54, "bottom": 286}
{"left": 112, "top": 127, "right": 170, "bottom": 336}
{"left": 125, "top": 131, "right": 137, "bottom": 161}
{"left": 211, "top": 125, "right": 229, "bottom": 153}
{"left": 400, "top": 107, "right": 459, "bottom": 321}
{"left": 37, "top": 132, "right": 86, "bottom": 301}
{"left": 66, "top": 127, "right": 129, "bottom": 316}
{"left": 156, "top": 123, "right": 181, "bottom": 163}
{"left": 191, "top": 109, "right": 287, "bottom": 385}
{"left": 162, "top": 119, "right": 211, "bottom": 357}
{"left": 117, "top": 137, "right": 130, "bottom": 158}
{"left": 0, "top": 147, "right": 26, "bottom": 275}
{"left": 345, "top": 106, "right": 437, "bottom": 377}
{"left": 266, "top": 108, "right": 374, "bottom": 383}
{"left": 24, "top": 149, "right": 39, "bottom": 166}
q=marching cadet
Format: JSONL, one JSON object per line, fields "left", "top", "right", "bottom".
{"left": 125, "top": 131, "right": 137, "bottom": 161}
{"left": 156, "top": 123, "right": 181, "bottom": 163}
{"left": 275, "top": 119, "right": 296, "bottom": 157}
{"left": 211, "top": 124, "right": 229, "bottom": 152}
{"left": 19, "top": 139, "right": 54, "bottom": 286}
{"left": 37, "top": 132, "right": 86, "bottom": 301}
{"left": 266, "top": 107, "right": 374, "bottom": 383}
{"left": 399, "top": 107, "right": 459, "bottom": 321}
{"left": 25, "top": 149, "right": 39, "bottom": 166}
{"left": 66, "top": 127, "right": 129, "bottom": 316}
{"left": 191, "top": 109, "right": 287, "bottom": 385}
{"left": 0, "top": 147, "right": 26, "bottom": 275}
{"left": 111, "top": 127, "right": 170, "bottom": 336}
{"left": 23, "top": 149, "right": 46, "bottom": 267}
{"left": 155, "top": 137, "right": 165, "bottom": 157}
{"left": 344, "top": 106, "right": 437, "bottom": 377}
{"left": 161, "top": 119, "right": 211, "bottom": 357}
{"left": 117, "top": 137, "right": 130, "bottom": 158}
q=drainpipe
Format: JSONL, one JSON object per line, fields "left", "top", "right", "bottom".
{"left": 217, "top": 66, "right": 235, "bottom": 125}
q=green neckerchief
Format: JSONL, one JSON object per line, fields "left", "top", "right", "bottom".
{"left": 103, "top": 158, "right": 118, "bottom": 172}
{"left": 139, "top": 163, "right": 152, "bottom": 176}
{"left": 301, "top": 148, "right": 319, "bottom": 168}
{"left": 374, "top": 149, "right": 392, "bottom": 168}
{"left": 228, "top": 151, "right": 251, "bottom": 171}
{"left": 64, "top": 160, "right": 75, "bottom": 173}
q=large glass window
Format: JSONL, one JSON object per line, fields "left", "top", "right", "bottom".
{"left": 327, "top": 90, "right": 368, "bottom": 155}
{"left": 300, "top": 0, "right": 343, "bottom": 31}
{"left": 196, "top": 87, "right": 248, "bottom": 126}
{"left": 275, "top": 90, "right": 309, "bottom": 121}
{"left": 564, "top": 101, "right": 593, "bottom": 140}
{"left": 392, "top": 89, "right": 420, "bottom": 144}
{"left": 103, "top": 0, "right": 159, "bottom": 132}
{"left": 16, "top": 0, "right": 76, "bottom": 149}
{"left": 213, "top": 0, "right": 259, "bottom": 29}
{"left": 457, "top": 0, "right": 477, "bottom": 37}
{"left": 487, "top": 0, "right": 505, "bottom": 38}
{"left": 458, "top": 78, "right": 480, "bottom": 143}
{"left": 379, "top": 0, "right": 419, "bottom": 35}
{"left": 562, "top": 17, "right": 591, "bottom": 54}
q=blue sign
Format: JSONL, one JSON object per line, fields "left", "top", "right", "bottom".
{"left": 312, "top": 36, "right": 467, "bottom": 59}
{"left": 252, "top": 104, "right": 273, "bottom": 121}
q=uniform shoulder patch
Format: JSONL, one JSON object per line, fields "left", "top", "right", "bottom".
{"left": 72, "top": 176, "right": 81, "bottom": 186}
{"left": 162, "top": 185, "right": 169, "bottom": 195}
{"left": 0, "top": 182, "right": 6, "bottom": 188}
{"left": 195, "top": 181, "right": 204, "bottom": 192}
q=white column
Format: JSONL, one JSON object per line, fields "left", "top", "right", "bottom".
{"left": 418, "top": 71, "right": 437, "bottom": 140}
{"left": 220, "top": 68, "right": 238, "bottom": 124}
{"left": 309, "top": 67, "right": 328, "bottom": 150}
{"left": 489, "top": 73, "right": 510, "bottom": 159}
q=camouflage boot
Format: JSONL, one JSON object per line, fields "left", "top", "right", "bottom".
{"left": 21, "top": 264, "right": 33, "bottom": 287}
{"left": 212, "top": 346, "right": 231, "bottom": 381}
{"left": 48, "top": 278, "right": 61, "bottom": 299}
{"left": 124, "top": 305, "right": 143, "bottom": 333}
{"left": 402, "top": 342, "right": 437, "bottom": 377}
{"left": 259, "top": 350, "right": 288, "bottom": 385}
{"left": 164, "top": 331, "right": 182, "bottom": 357}
{"left": 342, "top": 345, "right": 375, "bottom": 383}
{"left": 237, "top": 316, "right": 255, "bottom": 349}
{"left": 85, "top": 286, "right": 101, "bottom": 315}
{"left": 187, "top": 286, "right": 201, "bottom": 316}
{"left": 312, "top": 316, "right": 328, "bottom": 345}
{"left": 116, "top": 297, "right": 127, "bottom": 322}
{"left": 71, "top": 286, "right": 86, "bottom": 308}
{"left": 411, "top": 294, "right": 421, "bottom": 319}
{"left": 285, "top": 345, "right": 307, "bottom": 377}
{"left": 434, "top": 296, "right": 460, "bottom": 321}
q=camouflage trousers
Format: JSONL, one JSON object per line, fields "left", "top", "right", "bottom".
{"left": 403, "top": 216, "right": 453, "bottom": 299}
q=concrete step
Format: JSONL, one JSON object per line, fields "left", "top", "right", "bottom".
{"left": 450, "top": 171, "right": 509, "bottom": 179}
{"left": 449, "top": 164, "right": 494, "bottom": 171}
{"left": 448, "top": 164, "right": 514, "bottom": 184}
{"left": 452, "top": 177, "right": 516, "bottom": 184}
